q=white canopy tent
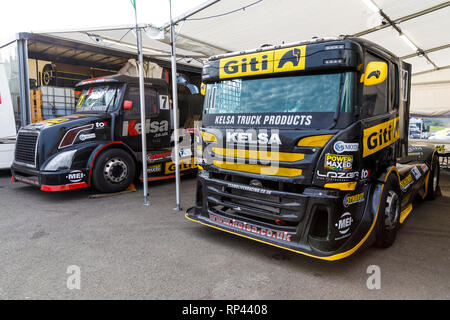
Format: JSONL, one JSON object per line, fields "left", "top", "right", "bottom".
{"left": 38, "top": 0, "right": 450, "bottom": 115}
{"left": 159, "top": 0, "right": 450, "bottom": 116}
{"left": 33, "top": 0, "right": 450, "bottom": 205}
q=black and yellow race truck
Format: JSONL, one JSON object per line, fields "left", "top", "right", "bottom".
{"left": 186, "top": 37, "right": 440, "bottom": 261}
{"left": 11, "top": 75, "right": 200, "bottom": 193}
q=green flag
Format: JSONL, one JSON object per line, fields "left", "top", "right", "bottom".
{"left": 130, "top": 0, "right": 136, "bottom": 10}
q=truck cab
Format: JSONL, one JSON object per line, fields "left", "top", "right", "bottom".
{"left": 11, "top": 75, "right": 199, "bottom": 192}
{"left": 187, "top": 37, "right": 440, "bottom": 260}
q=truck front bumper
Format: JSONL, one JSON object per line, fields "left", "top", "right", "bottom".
{"left": 186, "top": 171, "right": 382, "bottom": 261}
{"left": 11, "top": 163, "right": 89, "bottom": 192}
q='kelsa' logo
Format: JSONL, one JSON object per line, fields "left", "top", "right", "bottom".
{"left": 363, "top": 117, "right": 400, "bottom": 157}
{"left": 122, "top": 120, "right": 169, "bottom": 136}
{"left": 219, "top": 45, "right": 306, "bottom": 79}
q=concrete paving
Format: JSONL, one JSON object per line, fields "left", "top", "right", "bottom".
{"left": 0, "top": 168, "right": 449, "bottom": 299}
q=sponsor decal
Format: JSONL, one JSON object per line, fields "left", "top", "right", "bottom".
{"left": 343, "top": 192, "right": 365, "bottom": 207}
{"left": 79, "top": 133, "right": 96, "bottom": 141}
{"left": 361, "top": 169, "right": 371, "bottom": 180}
{"left": 363, "top": 117, "right": 400, "bottom": 157}
{"left": 400, "top": 173, "right": 414, "bottom": 190}
{"left": 209, "top": 213, "right": 293, "bottom": 242}
{"left": 324, "top": 154, "right": 353, "bottom": 171}
{"left": 226, "top": 131, "right": 282, "bottom": 145}
{"left": 147, "top": 164, "right": 161, "bottom": 173}
{"left": 66, "top": 170, "right": 84, "bottom": 183}
{"left": 214, "top": 114, "right": 312, "bottom": 126}
{"left": 226, "top": 182, "right": 272, "bottom": 195}
{"left": 147, "top": 151, "right": 172, "bottom": 162}
{"left": 95, "top": 122, "right": 108, "bottom": 129}
{"left": 316, "top": 170, "right": 359, "bottom": 180}
{"left": 420, "top": 163, "right": 429, "bottom": 173}
{"left": 336, "top": 212, "right": 353, "bottom": 237}
{"left": 334, "top": 141, "right": 359, "bottom": 153}
{"left": 179, "top": 148, "right": 192, "bottom": 158}
{"left": 43, "top": 118, "right": 70, "bottom": 124}
{"left": 411, "top": 167, "right": 421, "bottom": 180}
{"left": 219, "top": 45, "right": 306, "bottom": 79}
{"left": 122, "top": 120, "right": 169, "bottom": 137}
{"left": 165, "top": 158, "right": 196, "bottom": 174}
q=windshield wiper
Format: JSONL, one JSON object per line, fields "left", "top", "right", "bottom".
{"left": 105, "top": 88, "right": 118, "bottom": 114}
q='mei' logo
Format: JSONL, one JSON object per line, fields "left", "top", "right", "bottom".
{"left": 219, "top": 45, "right": 306, "bottom": 79}
{"left": 363, "top": 117, "right": 400, "bottom": 157}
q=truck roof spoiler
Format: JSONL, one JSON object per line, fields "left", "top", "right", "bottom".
{"left": 208, "top": 36, "right": 342, "bottom": 61}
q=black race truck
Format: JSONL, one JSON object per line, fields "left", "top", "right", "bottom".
{"left": 11, "top": 75, "right": 200, "bottom": 193}
{"left": 187, "top": 37, "right": 440, "bottom": 261}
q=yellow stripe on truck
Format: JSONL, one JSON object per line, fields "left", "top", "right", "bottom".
{"left": 212, "top": 148, "right": 304, "bottom": 162}
{"left": 213, "top": 160, "right": 302, "bottom": 177}
{"left": 297, "top": 135, "right": 334, "bottom": 147}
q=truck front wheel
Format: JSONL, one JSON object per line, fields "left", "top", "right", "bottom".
{"left": 425, "top": 156, "right": 440, "bottom": 200}
{"left": 375, "top": 174, "right": 401, "bottom": 248}
{"left": 92, "top": 148, "right": 135, "bottom": 193}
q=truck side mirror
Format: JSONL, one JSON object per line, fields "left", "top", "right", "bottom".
{"left": 123, "top": 100, "right": 133, "bottom": 110}
{"left": 200, "top": 83, "right": 206, "bottom": 96}
{"left": 363, "top": 61, "right": 388, "bottom": 86}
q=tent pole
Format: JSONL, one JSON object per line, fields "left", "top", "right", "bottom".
{"left": 135, "top": 11, "right": 150, "bottom": 206}
{"left": 170, "top": 0, "right": 181, "bottom": 211}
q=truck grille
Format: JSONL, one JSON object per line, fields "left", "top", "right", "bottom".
{"left": 205, "top": 173, "right": 306, "bottom": 232}
{"left": 15, "top": 131, "right": 39, "bottom": 167}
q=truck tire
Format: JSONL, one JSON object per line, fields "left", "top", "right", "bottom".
{"left": 375, "top": 174, "right": 401, "bottom": 248}
{"left": 92, "top": 148, "right": 135, "bottom": 193}
{"left": 425, "top": 156, "right": 440, "bottom": 200}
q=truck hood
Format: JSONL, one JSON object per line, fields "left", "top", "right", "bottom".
{"left": 24, "top": 114, "right": 101, "bottom": 132}
{"left": 21, "top": 114, "right": 109, "bottom": 169}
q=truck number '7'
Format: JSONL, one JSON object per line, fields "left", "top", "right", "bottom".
{"left": 159, "top": 95, "right": 169, "bottom": 110}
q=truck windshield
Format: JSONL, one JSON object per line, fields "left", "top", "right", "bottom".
{"left": 204, "top": 72, "right": 354, "bottom": 114}
{"left": 75, "top": 84, "right": 122, "bottom": 113}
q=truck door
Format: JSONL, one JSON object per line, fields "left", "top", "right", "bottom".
{"left": 120, "top": 84, "right": 169, "bottom": 151}
{"left": 360, "top": 51, "right": 400, "bottom": 170}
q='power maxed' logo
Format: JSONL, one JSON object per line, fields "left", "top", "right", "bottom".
{"left": 363, "top": 117, "right": 400, "bottom": 157}
{"left": 219, "top": 45, "right": 306, "bottom": 79}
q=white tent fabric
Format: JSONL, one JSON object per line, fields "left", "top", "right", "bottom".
{"left": 38, "top": 0, "right": 450, "bottom": 115}
{"left": 40, "top": 25, "right": 205, "bottom": 69}
{"left": 118, "top": 59, "right": 163, "bottom": 78}
{"left": 163, "top": 0, "right": 450, "bottom": 115}
{"left": 411, "top": 83, "right": 450, "bottom": 116}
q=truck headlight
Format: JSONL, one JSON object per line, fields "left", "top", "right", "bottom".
{"left": 43, "top": 150, "right": 77, "bottom": 171}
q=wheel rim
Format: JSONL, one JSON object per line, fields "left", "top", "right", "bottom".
{"left": 103, "top": 158, "right": 128, "bottom": 184}
{"left": 384, "top": 191, "right": 400, "bottom": 231}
